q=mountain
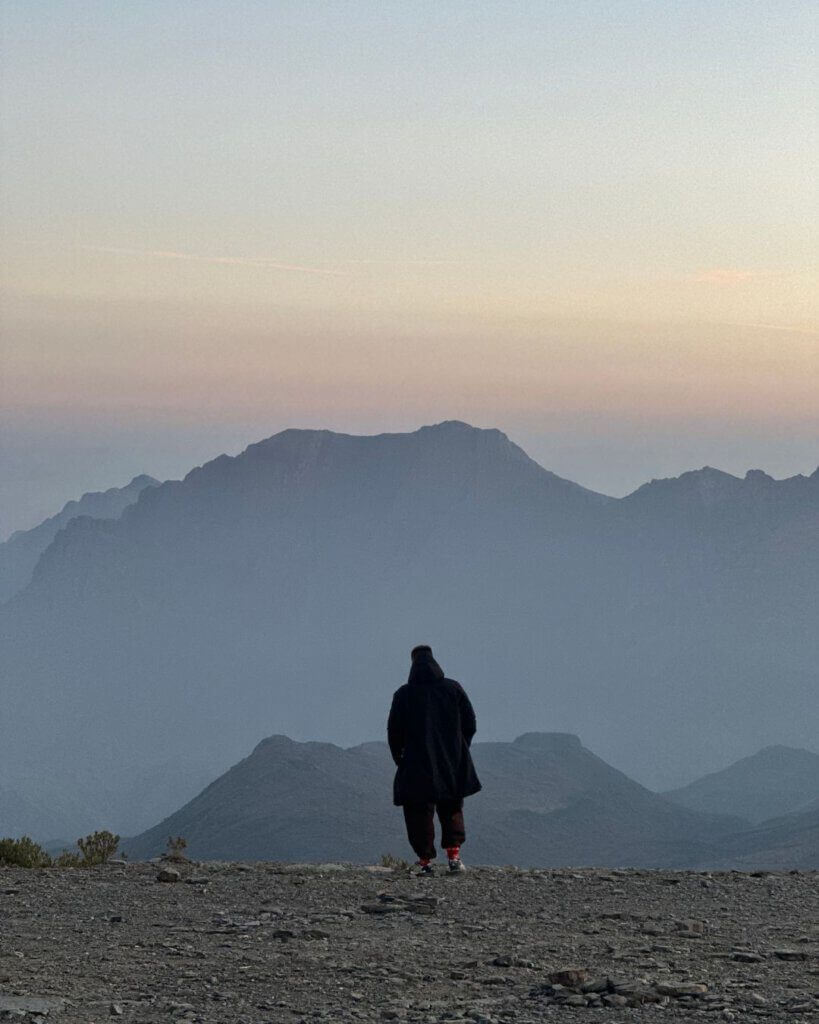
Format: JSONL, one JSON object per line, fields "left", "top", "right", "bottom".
{"left": 1, "top": 422, "right": 817, "bottom": 838}
{"left": 0, "top": 474, "right": 159, "bottom": 603}
{"left": 704, "top": 804, "right": 819, "bottom": 871}
{"left": 125, "top": 732, "right": 744, "bottom": 868}
{"left": 664, "top": 745, "right": 819, "bottom": 823}
{"left": 0, "top": 785, "right": 79, "bottom": 841}
{"left": 0, "top": 756, "right": 217, "bottom": 841}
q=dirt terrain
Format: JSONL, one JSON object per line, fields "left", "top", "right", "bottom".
{"left": 0, "top": 861, "right": 817, "bottom": 1023}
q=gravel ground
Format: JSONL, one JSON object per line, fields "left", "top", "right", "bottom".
{"left": 0, "top": 861, "right": 817, "bottom": 1023}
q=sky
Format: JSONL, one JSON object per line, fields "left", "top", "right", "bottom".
{"left": 1, "top": 0, "right": 817, "bottom": 538}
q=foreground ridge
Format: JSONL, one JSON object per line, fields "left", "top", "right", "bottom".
{"left": 2, "top": 861, "right": 816, "bottom": 1022}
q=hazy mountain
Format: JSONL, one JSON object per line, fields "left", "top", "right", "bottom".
{"left": 704, "top": 804, "right": 819, "bottom": 871}
{"left": 1, "top": 422, "right": 817, "bottom": 838}
{"left": 126, "top": 733, "right": 743, "bottom": 868}
{"left": 0, "top": 474, "right": 159, "bottom": 603}
{"left": 0, "top": 784, "right": 79, "bottom": 841}
{"left": 0, "top": 757, "right": 216, "bottom": 841}
{"left": 664, "top": 745, "right": 819, "bottom": 824}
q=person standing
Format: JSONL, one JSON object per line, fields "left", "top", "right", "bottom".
{"left": 387, "top": 645, "right": 481, "bottom": 874}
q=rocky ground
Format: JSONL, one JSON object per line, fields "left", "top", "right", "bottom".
{"left": 0, "top": 861, "right": 817, "bottom": 1024}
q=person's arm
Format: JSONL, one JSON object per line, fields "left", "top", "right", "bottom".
{"left": 455, "top": 683, "right": 477, "bottom": 745}
{"left": 387, "top": 689, "right": 405, "bottom": 766}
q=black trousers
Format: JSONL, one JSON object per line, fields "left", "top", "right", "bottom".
{"left": 402, "top": 800, "right": 465, "bottom": 861}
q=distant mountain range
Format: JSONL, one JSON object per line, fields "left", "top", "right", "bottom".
{"left": 1, "top": 421, "right": 816, "bottom": 841}
{"left": 125, "top": 732, "right": 817, "bottom": 870}
{"left": 0, "top": 474, "right": 158, "bottom": 602}
{"left": 664, "top": 745, "right": 819, "bottom": 823}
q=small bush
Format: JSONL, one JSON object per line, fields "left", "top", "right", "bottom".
{"left": 52, "top": 849, "right": 82, "bottom": 868}
{"left": 379, "top": 852, "right": 410, "bottom": 871}
{"left": 0, "top": 836, "right": 52, "bottom": 868}
{"left": 76, "top": 830, "right": 120, "bottom": 866}
{"left": 0, "top": 830, "right": 121, "bottom": 870}
{"left": 165, "top": 835, "right": 188, "bottom": 861}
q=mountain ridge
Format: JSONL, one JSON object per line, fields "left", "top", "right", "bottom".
{"left": 0, "top": 473, "right": 159, "bottom": 603}
{"left": 125, "top": 731, "right": 749, "bottom": 868}
{"left": 1, "top": 420, "right": 816, "bottom": 839}
{"left": 664, "top": 744, "right": 819, "bottom": 824}
{"left": 124, "top": 730, "right": 816, "bottom": 869}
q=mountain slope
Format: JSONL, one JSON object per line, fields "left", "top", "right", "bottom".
{"left": 664, "top": 745, "right": 819, "bottom": 823}
{"left": 704, "top": 805, "right": 819, "bottom": 871}
{"left": 1, "top": 422, "right": 817, "bottom": 837}
{"left": 0, "top": 474, "right": 159, "bottom": 603}
{"left": 126, "top": 733, "right": 743, "bottom": 868}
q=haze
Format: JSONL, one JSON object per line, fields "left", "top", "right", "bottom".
{"left": 1, "top": 0, "right": 817, "bottom": 537}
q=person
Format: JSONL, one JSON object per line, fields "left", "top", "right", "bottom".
{"left": 387, "top": 645, "right": 481, "bottom": 874}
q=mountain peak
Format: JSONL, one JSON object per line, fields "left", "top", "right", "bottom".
{"left": 173, "top": 421, "right": 608, "bottom": 510}
{"left": 624, "top": 465, "right": 751, "bottom": 509}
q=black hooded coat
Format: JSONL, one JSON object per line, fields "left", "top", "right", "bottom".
{"left": 387, "top": 651, "right": 481, "bottom": 806}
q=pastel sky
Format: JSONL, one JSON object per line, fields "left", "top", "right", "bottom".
{"left": 1, "top": 0, "right": 817, "bottom": 537}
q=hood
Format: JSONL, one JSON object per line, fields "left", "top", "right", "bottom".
{"left": 408, "top": 650, "right": 445, "bottom": 685}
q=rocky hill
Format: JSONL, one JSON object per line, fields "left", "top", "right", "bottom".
{"left": 0, "top": 473, "right": 158, "bottom": 603}
{"left": 665, "top": 745, "right": 819, "bottom": 823}
{"left": 2, "top": 422, "right": 817, "bottom": 838}
{"left": 125, "top": 733, "right": 748, "bottom": 869}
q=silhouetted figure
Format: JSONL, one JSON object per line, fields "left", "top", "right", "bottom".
{"left": 388, "top": 645, "right": 481, "bottom": 873}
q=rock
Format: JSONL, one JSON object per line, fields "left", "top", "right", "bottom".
{"left": 110, "top": 1004, "right": 123, "bottom": 1016}
{"left": 580, "top": 977, "right": 609, "bottom": 993}
{"left": 0, "top": 998, "right": 65, "bottom": 1014}
{"left": 361, "top": 902, "right": 404, "bottom": 914}
{"left": 773, "top": 948, "right": 808, "bottom": 960}
{"left": 675, "top": 918, "right": 706, "bottom": 937}
{"left": 548, "top": 968, "right": 589, "bottom": 987}
{"left": 655, "top": 982, "right": 708, "bottom": 997}
{"left": 157, "top": 867, "right": 181, "bottom": 883}
{"left": 731, "top": 950, "right": 763, "bottom": 962}
{"left": 404, "top": 894, "right": 440, "bottom": 909}
{"left": 611, "top": 980, "right": 660, "bottom": 1004}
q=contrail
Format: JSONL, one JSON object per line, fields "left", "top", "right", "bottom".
{"left": 710, "top": 321, "right": 818, "bottom": 336}
{"left": 28, "top": 241, "right": 465, "bottom": 273}
{"left": 339, "top": 258, "right": 467, "bottom": 266}
{"left": 80, "top": 245, "right": 346, "bottom": 276}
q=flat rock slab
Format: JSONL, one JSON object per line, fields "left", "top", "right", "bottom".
{"left": 0, "top": 996, "right": 66, "bottom": 1012}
